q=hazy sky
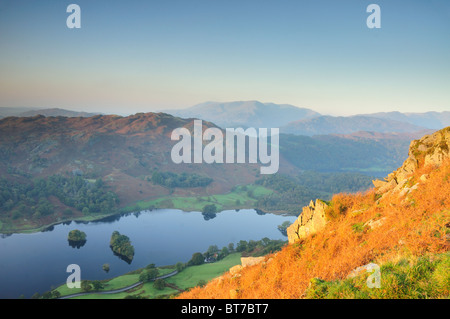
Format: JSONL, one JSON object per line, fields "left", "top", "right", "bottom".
{"left": 0, "top": 0, "right": 449, "bottom": 115}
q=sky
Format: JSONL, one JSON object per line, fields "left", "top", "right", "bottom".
{"left": 0, "top": 0, "right": 449, "bottom": 116}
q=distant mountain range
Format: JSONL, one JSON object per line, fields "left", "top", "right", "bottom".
{"left": 0, "top": 107, "right": 99, "bottom": 119}
{"left": 166, "top": 101, "right": 320, "bottom": 129}
{"left": 2, "top": 103, "right": 448, "bottom": 136}
{"left": 166, "top": 101, "right": 448, "bottom": 135}
{"left": 358, "top": 111, "right": 450, "bottom": 130}
{"left": 281, "top": 115, "right": 427, "bottom": 136}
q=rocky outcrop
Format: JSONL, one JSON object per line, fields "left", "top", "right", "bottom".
{"left": 241, "top": 256, "right": 265, "bottom": 267}
{"left": 285, "top": 128, "right": 450, "bottom": 245}
{"left": 287, "top": 199, "right": 328, "bottom": 244}
{"left": 372, "top": 127, "right": 450, "bottom": 196}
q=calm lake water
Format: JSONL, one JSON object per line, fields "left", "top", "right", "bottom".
{"left": 0, "top": 208, "right": 296, "bottom": 299}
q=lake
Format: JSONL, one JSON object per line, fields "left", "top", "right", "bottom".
{"left": 0, "top": 208, "right": 296, "bottom": 299}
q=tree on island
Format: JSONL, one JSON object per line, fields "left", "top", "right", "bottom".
{"left": 110, "top": 231, "right": 135, "bottom": 262}
{"left": 67, "top": 229, "right": 87, "bottom": 248}
{"left": 68, "top": 229, "right": 86, "bottom": 241}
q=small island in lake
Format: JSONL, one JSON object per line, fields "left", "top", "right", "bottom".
{"left": 67, "top": 229, "right": 87, "bottom": 249}
{"left": 110, "top": 231, "right": 135, "bottom": 263}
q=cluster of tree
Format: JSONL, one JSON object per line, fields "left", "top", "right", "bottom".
{"left": 110, "top": 231, "right": 135, "bottom": 262}
{"left": 80, "top": 280, "right": 104, "bottom": 292}
{"left": 254, "top": 171, "right": 375, "bottom": 215}
{"left": 150, "top": 171, "right": 213, "bottom": 188}
{"left": 0, "top": 174, "right": 119, "bottom": 221}
{"left": 139, "top": 264, "right": 159, "bottom": 283}
{"left": 185, "top": 238, "right": 287, "bottom": 267}
{"left": 31, "top": 290, "right": 61, "bottom": 299}
{"left": 295, "top": 171, "right": 373, "bottom": 194}
{"left": 255, "top": 174, "right": 322, "bottom": 214}
{"left": 279, "top": 133, "right": 408, "bottom": 177}
{"left": 235, "top": 238, "right": 287, "bottom": 257}
{"left": 67, "top": 229, "right": 86, "bottom": 242}
{"left": 138, "top": 264, "right": 167, "bottom": 290}
{"left": 186, "top": 244, "right": 232, "bottom": 267}
{"left": 67, "top": 229, "right": 87, "bottom": 248}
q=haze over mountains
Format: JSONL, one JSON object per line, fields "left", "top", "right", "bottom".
{"left": 0, "top": 107, "right": 99, "bottom": 119}
{"left": 164, "top": 101, "right": 448, "bottom": 135}
{"left": 359, "top": 111, "right": 450, "bottom": 130}
{"left": 166, "top": 101, "right": 320, "bottom": 129}
{"left": 281, "top": 115, "right": 427, "bottom": 136}
{"left": 2, "top": 102, "right": 448, "bottom": 137}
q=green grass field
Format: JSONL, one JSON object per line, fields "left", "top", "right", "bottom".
{"left": 71, "top": 282, "right": 178, "bottom": 299}
{"left": 58, "top": 253, "right": 242, "bottom": 299}
{"left": 166, "top": 253, "right": 242, "bottom": 290}
{"left": 124, "top": 184, "right": 273, "bottom": 213}
{"left": 56, "top": 266, "right": 175, "bottom": 297}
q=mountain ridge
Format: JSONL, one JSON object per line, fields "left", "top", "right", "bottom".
{"left": 166, "top": 101, "right": 320, "bottom": 129}
{"left": 282, "top": 115, "right": 428, "bottom": 136}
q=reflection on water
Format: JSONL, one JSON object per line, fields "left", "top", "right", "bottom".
{"left": 255, "top": 209, "right": 266, "bottom": 215}
{"left": 202, "top": 212, "right": 217, "bottom": 220}
{"left": 0, "top": 208, "right": 296, "bottom": 299}
{"left": 68, "top": 240, "right": 87, "bottom": 249}
{"left": 110, "top": 249, "right": 133, "bottom": 265}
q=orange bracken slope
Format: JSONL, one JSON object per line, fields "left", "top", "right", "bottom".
{"left": 178, "top": 128, "right": 450, "bottom": 299}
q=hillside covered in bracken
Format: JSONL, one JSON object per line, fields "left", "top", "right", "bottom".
{"left": 179, "top": 128, "right": 450, "bottom": 299}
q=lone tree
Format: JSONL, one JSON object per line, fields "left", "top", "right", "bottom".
{"left": 102, "top": 264, "right": 110, "bottom": 272}
{"left": 80, "top": 280, "right": 92, "bottom": 292}
{"left": 91, "top": 280, "right": 104, "bottom": 291}
{"left": 202, "top": 204, "right": 217, "bottom": 214}
{"left": 153, "top": 278, "right": 166, "bottom": 290}
{"left": 139, "top": 268, "right": 159, "bottom": 283}
{"left": 176, "top": 262, "right": 185, "bottom": 272}
{"left": 188, "top": 252, "right": 205, "bottom": 266}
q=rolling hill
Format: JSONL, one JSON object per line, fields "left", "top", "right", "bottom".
{"left": 0, "top": 110, "right": 440, "bottom": 233}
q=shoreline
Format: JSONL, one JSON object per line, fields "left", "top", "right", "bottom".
{"left": 0, "top": 204, "right": 294, "bottom": 235}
